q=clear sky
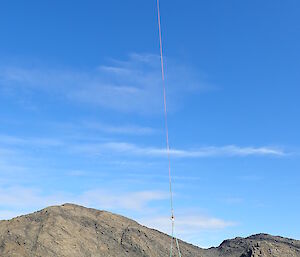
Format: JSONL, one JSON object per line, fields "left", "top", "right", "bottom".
{"left": 0, "top": 0, "right": 300, "bottom": 248}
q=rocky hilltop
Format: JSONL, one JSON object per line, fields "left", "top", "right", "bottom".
{"left": 0, "top": 204, "right": 299, "bottom": 257}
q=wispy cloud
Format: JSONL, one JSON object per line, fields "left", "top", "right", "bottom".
{"left": 239, "top": 175, "right": 264, "bottom": 181}
{"left": 0, "top": 147, "right": 15, "bottom": 155}
{"left": 0, "top": 210, "right": 23, "bottom": 220}
{"left": 0, "top": 53, "right": 211, "bottom": 114}
{"left": 139, "top": 213, "right": 236, "bottom": 240}
{"left": 82, "top": 121, "right": 157, "bottom": 135}
{"left": 223, "top": 197, "right": 244, "bottom": 204}
{"left": 0, "top": 134, "right": 63, "bottom": 148}
{"left": 77, "top": 189, "right": 168, "bottom": 211}
{"left": 0, "top": 133, "right": 286, "bottom": 158}
{"left": 0, "top": 186, "right": 168, "bottom": 220}
{"left": 73, "top": 141, "right": 286, "bottom": 157}
{"left": 0, "top": 146, "right": 32, "bottom": 175}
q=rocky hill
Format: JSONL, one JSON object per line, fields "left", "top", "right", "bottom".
{"left": 0, "top": 204, "right": 299, "bottom": 257}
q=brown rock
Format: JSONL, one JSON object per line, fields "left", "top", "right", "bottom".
{"left": 0, "top": 204, "right": 299, "bottom": 257}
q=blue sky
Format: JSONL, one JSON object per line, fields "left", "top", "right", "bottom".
{"left": 0, "top": 0, "right": 300, "bottom": 248}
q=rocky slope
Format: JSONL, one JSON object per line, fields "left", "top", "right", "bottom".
{"left": 0, "top": 204, "right": 299, "bottom": 257}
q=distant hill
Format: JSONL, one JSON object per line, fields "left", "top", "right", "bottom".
{"left": 0, "top": 204, "right": 299, "bottom": 257}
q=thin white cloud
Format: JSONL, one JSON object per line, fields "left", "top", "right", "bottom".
{"left": 239, "top": 175, "right": 264, "bottom": 181}
{"left": 139, "top": 214, "right": 236, "bottom": 238}
{"left": 0, "top": 134, "right": 286, "bottom": 160}
{"left": 0, "top": 53, "right": 211, "bottom": 114}
{"left": 0, "top": 134, "right": 64, "bottom": 148}
{"left": 0, "top": 147, "right": 15, "bottom": 155}
{"left": 73, "top": 141, "right": 286, "bottom": 157}
{"left": 0, "top": 210, "right": 24, "bottom": 220}
{"left": 82, "top": 121, "right": 156, "bottom": 135}
{"left": 0, "top": 186, "right": 168, "bottom": 220}
{"left": 98, "top": 65, "right": 132, "bottom": 75}
{"left": 0, "top": 162, "right": 29, "bottom": 174}
{"left": 78, "top": 190, "right": 168, "bottom": 211}
{"left": 0, "top": 187, "right": 64, "bottom": 210}
{"left": 223, "top": 197, "right": 244, "bottom": 204}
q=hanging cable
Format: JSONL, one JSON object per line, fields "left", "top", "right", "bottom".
{"left": 156, "top": 1, "right": 182, "bottom": 256}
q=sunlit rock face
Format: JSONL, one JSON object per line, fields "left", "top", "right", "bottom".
{"left": 0, "top": 204, "right": 299, "bottom": 257}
